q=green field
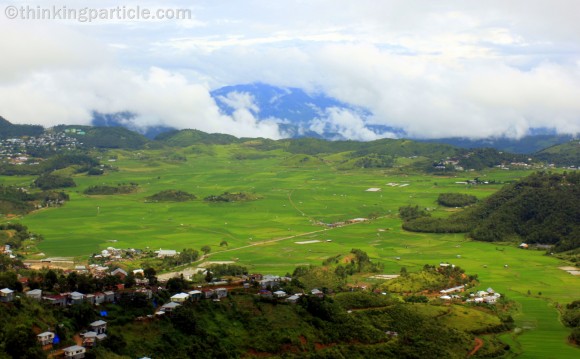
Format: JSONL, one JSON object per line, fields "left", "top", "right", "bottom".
{"left": 1, "top": 144, "right": 579, "bottom": 357}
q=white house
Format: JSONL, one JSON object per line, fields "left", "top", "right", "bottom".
{"left": 37, "top": 331, "right": 55, "bottom": 346}
{"left": 439, "top": 285, "right": 465, "bottom": 294}
{"left": 156, "top": 249, "right": 177, "bottom": 258}
{"left": 0, "top": 288, "right": 15, "bottom": 302}
{"left": 26, "top": 289, "right": 42, "bottom": 301}
{"left": 90, "top": 320, "right": 107, "bottom": 334}
{"left": 63, "top": 345, "right": 86, "bottom": 359}
{"left": 273, "top": 290, "right": 287, "bottom": 298}
{"left": 170, "top": 293, "right": 189, "bottom": 303}
{"left": 69, "top": 291, "right": 85, "bottom": 305}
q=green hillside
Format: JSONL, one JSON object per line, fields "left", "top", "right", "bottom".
{"left": 404, "top": 171, "right": 580, "bottom": 252}
{"left": 536, "top": 140, "right": 580, "bottom": 166}
{"left": 52, "top": 125, "right": 149, "bottom": 149}
{"left": 0, "top": 116, "right": 44, "bottom": 139}
{"left": 155, "top": 129, "right": 240, "bottom": 146}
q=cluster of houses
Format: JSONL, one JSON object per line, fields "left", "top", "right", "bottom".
{"left": 157, "top": 287, "right": 229, "bottom": 315}
{"left": 258, "top": 288, "right": 325, "bottom": 303}
{"left": 0, "top": 132, "right": 81, "bottom": 164}
{"left": 438, "top": 285, "right": 501, "bottom": 305}
{"left": 35, "top": 320, "right": 107, "bottom": 358}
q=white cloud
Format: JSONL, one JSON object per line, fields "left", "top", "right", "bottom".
{"left": 1, "top": 0, "right": 579, "bottom": 139}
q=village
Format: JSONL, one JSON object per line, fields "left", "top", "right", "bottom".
{"left": 0, "top": 245, "right": 510, "bottom": 359}
{"left": 0, "top": 131, "right": 81, "bottom": 164}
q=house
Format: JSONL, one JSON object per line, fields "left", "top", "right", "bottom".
{"left": 63, "top": 345, "right": 86, "bottom": 359}
{"left": 156, "top": 249, "right": 177, "bottom": 258}
{"left": 188, "top": 290, "right": 202, "bottom": 301}
{"left": 103, "top": 291, "right": 115, "bottom": 303}
{"left": 69, "top": 292, "right": 85, "bottom": 305}
{"left": 111, "top": 268, "right": 128, "bottom": 280}
{"left": 133, "top": 269, "right": 144, "bottom": 276}
{"left": 286, "top": 294, "right": 302, "bottom": 304}
{"left": 44, "top": 294, "right": 67, "bottom": 307}
{"left": 94, "top": 292, "right": 105, "bottom": 305}
{"left": 90, "top": 320, "right": 107, "bottom": 334}
{"left": 26, "top": 289, "right": 42, "bottom": 301}
{"left": 440, "top": 295, "right": 452, "bottom": 300}
{"left": 260, "top": 275, "right": 281, "bottom": 289}
{"left": 170, "top": 292, "right": 189, "bottom": 303}
{"left": 85, "top": 294, "right": 96, "bottom": 305}
{"left": 483, "top": 296, "right": 497, "bottom": 304}
{"left": 215, "top": 288, "right": 228, "bottom": 299}
{"left": 439, "top": 285, "right": 465, "bottom": 294}
{"left": 202, "top": 288, "right": 214, "bottom": 299}
{"left": 273, "top": 290, "right": 287, "bottom": 298}
{"left": 37, "top": 331, "right": 55, "bottom": 346}
{"left": 0, "top": 288, "right": 15, "bottom": 302}
{"left": 82, "top": 332, "right": 97, "bottom": 348}
{"left": 135, "top": 288, "right": 153, "bottom": 299}
{"left": 159, "top": 301, "right": 181, "bottom": 314}
{"left": 311, "top": 289, "right": 324, "bottom": 298}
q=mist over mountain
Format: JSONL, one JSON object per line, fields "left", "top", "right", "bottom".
{"left": 85, "top": 83, "right": 577, "bottom": 154}
{"left": 210, "top": 83, "right": 403, "bottom": 140}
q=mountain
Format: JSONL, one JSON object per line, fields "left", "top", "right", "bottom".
{"left": 535, "top": 140, "right": 580, "bottom": 166}
{"left": 210, "top": 83, "right": 402, "bottom": 139}
{"left": 419, "top": 134, "right": 576, "bottom": 154}
{"left": 0, "top": 116, "right": 44, "bottom": 139}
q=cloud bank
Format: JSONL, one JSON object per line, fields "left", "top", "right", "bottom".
{"left": 0, "top": 0, "right": 579, "bottom": 139}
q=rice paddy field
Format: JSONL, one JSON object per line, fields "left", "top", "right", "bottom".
{"left": 2, "top": 144, "right": 579, "bottom": 358}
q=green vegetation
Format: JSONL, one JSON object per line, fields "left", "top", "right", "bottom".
{"left": 0, "top": 116, "right": 44, "bottom": 139}
{"left": 155, "top": 129, "right": 239, "bottom": 146}
{"left": 145, "top": 190, "right": 196, "bottom": 202}
{"left": 380, "top": 264, "right": 476, "bottom": 293}
{"left": 53, "top": 125, "right": 149, "bottom": 149}
{"left": 1, "top": 124, "right": 579, "bottom": 357}
{"left": 404, "top": 171, "right": 580, "bottom": 252}
{"left": 563, "top": 300, "right": 580, "bottom": 346}
{"left": 437, "top": 193, "right": 478, "bottom": 207}
{"left": 84, "top": 183, "right": 139, "bottom": 195}
{"left": 0, "top": 186, "right": 69, "bottom": 215}
{"left": 33, "top": 173, "right": 76, "bottom": 190}
{"left": 204, "top": 191, "right": 260, "bottom": 202}
{"left": 536, "top": 140, "right": 580, "bottom": 166}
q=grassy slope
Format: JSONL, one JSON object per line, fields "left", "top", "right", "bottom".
{"left": 1, "top": 144, "right": 578, "bottom": 357}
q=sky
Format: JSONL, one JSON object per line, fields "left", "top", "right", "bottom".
{"left": 1, "top": 0, "right": 579, "bottom": 139}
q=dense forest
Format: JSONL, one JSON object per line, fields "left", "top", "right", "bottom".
{"left": 402, "top": 172, "right": 580, "bottom": 252}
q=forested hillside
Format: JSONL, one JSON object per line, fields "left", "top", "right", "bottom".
{"left": 402, "top": 172, "right": 580, "bottom": 252}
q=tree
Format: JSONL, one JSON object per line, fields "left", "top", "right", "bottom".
{"left": 124, "top": 273, "right": 136, "bottom": 288}
{"left": 219, "top": 240, "right": 228, "bottom": 247}
{"left": 144, "top": 267, "right": 157, "bottom": 285}
{"left": 4, "top": 324, "right": 47, "bottom": 358}
{"left": 201, "top": 245, "right": 211, "bottom": 255}
{"left": 205, "top": 270, "right": 214, "bottom": 283}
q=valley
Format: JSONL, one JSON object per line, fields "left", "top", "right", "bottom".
{"left": 1, "top": 134, "right": 579, "bottom": 358}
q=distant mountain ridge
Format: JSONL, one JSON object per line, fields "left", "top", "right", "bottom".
{"left": 210, "top": 83, "right": 403, "bottom": 139}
